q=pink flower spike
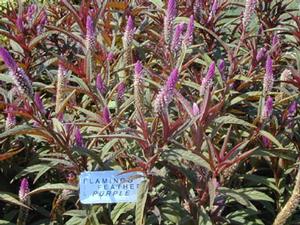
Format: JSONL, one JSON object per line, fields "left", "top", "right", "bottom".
{"left": 117, "top": 82, "right": 126, "bottom": 102}
{"left": 262, "top": 96, "right": 273, "bottom": 120}
{"left": 263, "top": 56, "right": 274, "bottom": 96}
{"left": 242, "top": 0, "right": 257, "bottom": 29}
{"left": 19, "top": 178, "right": 30, "bottom": 202}
{"left": 171, "top": 23, "right": 184, "bottom": 53}
{"left": 34, "top": 92, "right": 46, "bottom": 115}
{"left": 183, "top": 15, "right": 194, "bottom": 46}
{"left": 86, "top": 15, "right": 96, "bottom": 51}
{"left": 96, "top": 73, "right": 106, "bottom": 95}
{"left": 154, "top": 68, "right": 179, "bottom": 114}
{"left": 163, "top": 0, "right": 177, "bottom": 45}
{"left": 74, "top": 126, "right": 84, "bottom": 147}
{"left": 192, "top": 102, "right": 200, "bottom": 116}
{"left": 200, "top": 62, "right": 215, "bottom": 96}
{"left": 0, "top": 47, "right": 17, "bottom": 72}
{"left": 103, "top": 106, "right": 111, "bottom": 124}
{"left": 123, "top": 16, "right": 135, "bottom": 47}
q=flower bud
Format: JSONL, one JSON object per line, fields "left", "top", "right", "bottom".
{"left": 242, "top": 0, "right": 257, "bottom": 29}
{"left": 263, "top": 56, "right": 274, "bottom": 96}
{"left": 200, "top": 62, "right": 215, "bottom": 96}
{"left": 96, "top": 73, "right": 106, "bottom": 95}
{"left": 19, "top": 178, "right": 30, "bottom": 203}
{"left": 163, "top": 0, "right": 177, "bottom": 45}
{"left": 154, "top": 68, "right": 179, "bottom": 114}
{"left": 262, "top": 96, "right": 273, "bottom": 120}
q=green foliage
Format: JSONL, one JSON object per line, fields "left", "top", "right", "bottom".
{"left": 0, "top": 0, "right": 299, "bottom": 225}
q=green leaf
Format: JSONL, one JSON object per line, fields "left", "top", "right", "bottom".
{"left": 135, "top": 179, "right": 149, "bottom": 225}
{"left": 100, "top": 139, "right": 119, "bottom": 158}
{"left": 0, "top": 220, "right": 15, "bottom": 225}
{"left": 28, "top": 183, "right": 77, "bottom": 196}
{"left": 230, "top": 91, "right": 261, "bottom": 106}
{"left": 149, "top": 0, "right": 164, "bottom": 8}
{"left": 111, "top": 203, "right": 135, "bottom": 224}
{"left": 72, "top": 146, "right": 107, "bottom": 169}
{"left": 0, "top": 192, "right": 30, "bottom": 209}
{"left": 198, "top": 206, "right": 213, "bottom": 225}
{"left": 161, "top": 149, "right": 211, "bottom": 171}
{"left": 63, "top": 210, "right": 87, "bottom": 217}
{"left": 13, "top": 163, "right": 56, "bottom": 183}
{"left": 242, "top": 174, "right": 279, "bottom": 193}
{"left": 259, "top": 130, "right": 283, "bottom": 148}
{"left": 215, "top": 115, "right": 256, "bottom": 128}
{"left": 0, "top": 73, "right": 13, "bottom": 84}
{"left": 0, "top": 125, "right": 31, "bottom": 138}
{"left": 219, "top": 187, "right": 257, "bottom": 211}
{"left": 55, "top": 89, "right": 77, "bottom": 115}
{"left": 29, "top": 31, "right": 58, "bottom": 49}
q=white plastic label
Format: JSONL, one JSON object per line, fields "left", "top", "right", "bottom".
{"left": 79, "top": 170, "right": 144, "bottom": 204}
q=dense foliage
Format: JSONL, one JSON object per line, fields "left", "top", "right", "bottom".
{"left": 0, "top": 0, "right": 300, "bottom": 224}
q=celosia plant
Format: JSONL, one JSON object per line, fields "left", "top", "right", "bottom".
{"left": 0, "top": 1, "right": 299, "bottom": 225}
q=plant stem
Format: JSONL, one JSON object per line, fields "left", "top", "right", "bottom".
{"left": 273, "top": 164, "right": 300, "bottom": 225}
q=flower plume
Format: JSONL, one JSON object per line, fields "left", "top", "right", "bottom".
{"left": 171, "top": 23, "right": 184, "bottom": 54}
{"left": 19, "top": 178, "right": 30, "bottom": 203}
{"left": 86, "top": 15, "right": 96, "bottom": 51}
{"left": 0, "top": 47, "right": 33, "bottom": 98}
{"left": 164, "top": 0, "right": 177, "bottom": 45}
{"left": 96, "top": 73, "right": 106, "bottom": 95}
{"left": 154, "top": 68, "right": 179, "bottom": 114}
{"left": 263, "top": 56, "right": 274, "bottom": 96}
{"left": 262, "top": 96, "right": 273, "bottom": 120}
{"left": 200, "top": 62, "right": 215, "bottom": 96}
{"left": 242, "top": 0, "right": 257, "bottom": 29}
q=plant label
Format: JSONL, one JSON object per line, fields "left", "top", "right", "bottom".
{"left": 79, "top": 170, "right": 144, "bottom": 204}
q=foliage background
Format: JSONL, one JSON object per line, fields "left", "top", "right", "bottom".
{"left": 0, "top": 0, "right": 300, "bottom": 225}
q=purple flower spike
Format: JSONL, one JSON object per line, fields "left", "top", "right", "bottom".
{"left": 263, "top": 56, "right": 274, "bottom": 96}
{"left": 123, "top": 15, "right": 135, "bottom": 48}
{"left": 242, "top": 0, "right": 257, "bottom": 29}
{"left": 135, "top": 61, "right": 143, "bottom": 77}
{"left": 171, "top": 23, "right": 184, "bottom": 54}
{"left": 154, "top": 68, "right": 179, "bottom": 114}
{"left": 103, "top": 106, "right": 111, "bottom": 124}
{"left": 164, "top": 0, "right": 177, "bottom": 45}
{"left": 107, "top": 52, "right": 114, "bottom": 62}
{"left": 200, "top": 62, "right": 215, "bottom": 96}
{"left": 262, "top": 136, "right": 272, "bottom": 148}
{"left": 287, "top": 101, "right": 297, "bottom": 127}
{"left": 74, "top": 126, "right": 84, "bottom": 147}
{"left": 192, "top": 102, "right": 200, "bottom": 116}
{"left": 218, "top": 59, "right": 225, "bottom": 80}
{"left": 134, "top": 60, "right": 143, "bottom": 85}
{"left": 256, "top": 47, "right": 266, "bottom": 62}
{"left": 208, "top": 0, "right": 218, "bottom": 23}
{"left": 86, "top": 15, "right": 96, "bottom": 51}
{"left": 16, "top": 15, "right": 24, "bottom": 33}
{"left": 5, "top": 110, "right": 16, "bottom": 130}
{"left": 262, "top": 96, "right": 273, "bottom": 120}
{"left": 37, "top": 10, "right": 48, "bottom": 34}
{"left": 26, "top": 4, "right": 37, "bottom": 22}
{"left": 0, "top": 48, "right": 33, "bottom": 98}
{"left": 166, "top": 0, "right": 177, "bottom": 21}
{"left": 34, "top": 93, "right": 46, "bottom": 115}
{"left": 117, "top": 82, "right": 126, "bottom": 102}
{"left": 19, "top": 178, "right": 30, "bottom": 202}
{"left": 272, "top": 34, "right": 279, "bottom": 47}
{"left": 183, "top": 15, "right": 194, "bottom": 46}
{"left": 96, "top": 73, "right": 106, "bottom": 95}
{"left": 193, "top": 0, "right": 203, "bottom": 22}
{"left": 0, "top": 47, "right": 17, "bottom": 72}
{"left": 288, "top": 101, "right": 297, "bottom": 116}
